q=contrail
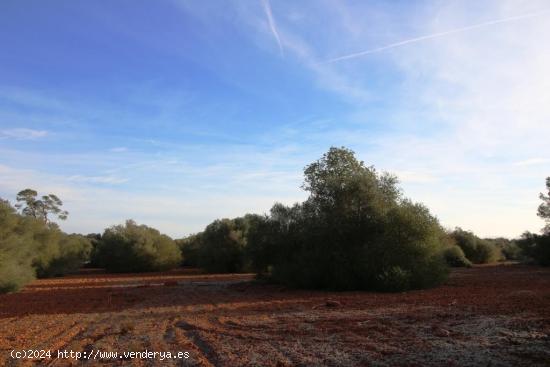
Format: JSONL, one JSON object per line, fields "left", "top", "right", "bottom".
{"left": 325, "top": 9, "right": 550, "bottom": 63}
{"left": 261, "top": 0, "right": 284, "bottom": 56}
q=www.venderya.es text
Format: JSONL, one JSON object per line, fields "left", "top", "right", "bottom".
{"left": 11, "top": 349, "right": 190, "bottom": 361}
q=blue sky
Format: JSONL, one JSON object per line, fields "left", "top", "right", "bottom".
{"left": 1, "top": 0, "right": 549, "bottom": 238}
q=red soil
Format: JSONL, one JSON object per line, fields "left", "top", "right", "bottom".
{"left": 0, "top": 264, "right": 549, "bottom": 366}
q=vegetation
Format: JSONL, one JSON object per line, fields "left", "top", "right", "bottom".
{"left": 194, "top": 219, "right": 246, "bottom": 273}
{"left": 176, "top": 234, "right": 201, "bottom": 267}
{"left": 443, "top": 245, "right": 472, "bottom": 267}
{"left": 485, "top": 237, "right": 522, "bottom": 261}
{"left": 35, "top": 234, "right": 92, "bottom": 278}
{"left": 517, "top": 232, "right": 550, "bottom": 266}
{"left": 451, "top": 228, "right": 501, "bottom": 264}
{"left": 516, "top": 177, "right": 550, "bottom": 266}
{"left": 15, "top": 188, "right": 68, "bottom": 224}
{"left": 93, "top": 220, "right": 181, "bottom": 273}
{"left": 0, "top": 199, "right": 90, "bottom": 293}
{"left": 1, "top": 159, "right": 546, "bottom": 295}
{"left": 538, "top": 177, "right": 550, "bottom": 234}
{"left": 246, "top": 147, "right": 449, "bottom": 291}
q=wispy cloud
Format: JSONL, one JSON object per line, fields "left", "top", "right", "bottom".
{"left": 0, "top": 128, "right": 48, "bottom": 140}
{"left": 110, "top": 147, "right": 128, "bottom": 153}
{"left": 261, "top": 0, "right": 284, "bottom": 56}
{"left": 324, "top": 8, "right": 550, "bottom": 63}
{"left": 513, "top": 158, "right": 549, "bottom": 166}
{"left": 67, "top": 175, "right": 129, "bottom": 185}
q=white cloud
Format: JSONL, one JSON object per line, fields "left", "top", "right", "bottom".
{"left": 0, "top": 128, "right": 48, "bottom": 140}
{"left": 243, "top": 0, "right": 550, "bottom": 237}
{"left": 324, "top": 8, "right": 550, "bottom": 63}
{"left": 261, "top": 0, "right": 284, "bottom": 56}
{"left": 513, "top": 158, "right": 548, "bottom": 167}
{"left": 67, "top": 175, "right": 129, "bottom": 185}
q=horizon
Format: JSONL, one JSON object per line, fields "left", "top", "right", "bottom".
{"left": 1, "top": 0, "right": 549, "bottom": 239}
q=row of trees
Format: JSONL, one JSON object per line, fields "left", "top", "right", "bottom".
{"left": 0, "top": 193, "right": 183, "bottom": 293}
{"left": 176, "top": 150, "right": 550, "bottom": 289}
{"left": 179, "top": 148, "right": 451, "bottom": 291}
{"left": 2, "top": 148, "right": 549, "bottom": 293}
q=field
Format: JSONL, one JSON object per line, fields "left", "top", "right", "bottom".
{"left": 1, "top": 264, "right": 549, "bottom": 366}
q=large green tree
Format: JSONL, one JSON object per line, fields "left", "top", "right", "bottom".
{"left": 15, "top": 188, "right": 68, "bottom": 224}
{"left": 248, "top": 147, "right": 449, "bottom": 291}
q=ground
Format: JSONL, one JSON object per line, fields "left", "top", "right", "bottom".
{"left": 0, "top": 264, "right": 549, "bottom": 366}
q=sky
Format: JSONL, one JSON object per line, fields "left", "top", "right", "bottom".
{"left": 1, "top": 0, "right": 549, "bottom": 239}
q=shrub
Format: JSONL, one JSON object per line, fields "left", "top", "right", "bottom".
{"left": 0, "top": 256, "right": 35, "bottom": 293}
{"left": 188, "top": 214, "right": 266, "bottom": 273}
{"left": 0, "top": 201, "right": 36, "bottom": 292}
{"left": 248, "top": 147, "right": 449, "bottom": 291}
{"left": 196, "top": 219, "right": 246, "bottom": 273}
{"left": 176, "top": 234, "right": 202, "bottom": 267}
{"left": 474, "top": 239, "right": 502, "bottom": 264}
{"left": 36, "top": 234, "right": 92, "bottom": 277}
{"left": 86, "top": 233, "right": 102, "bottom": 268}
{"left": 95, "top": 220, "right": 181, "bottom": 272}
{"left": 443, "top": 246, "right": 472, "bottom": 267}
{"left": 499, "top": 242, "right": 522, "bottom": 261}
{"left": 451, "top": 228, "right": 500, "bottom": 264}
{"left": 1, "top": 199, "right": 93, "bottom": 293}
{"left": 517, "top": 232, "right": 550, "bottom": 266}
{"left": 244, "top": 214, "right": 276, "bottom": 274}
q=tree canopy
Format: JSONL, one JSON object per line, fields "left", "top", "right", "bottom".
{"left": 247, "top": 147, "right": 449, "bottom": 291}
{"left": 15, "top": 188, "right": 68, "bottom": 224}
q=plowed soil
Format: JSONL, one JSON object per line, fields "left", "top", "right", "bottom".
{"left": 1, "top": 264, "right": 549, "bottom": 366}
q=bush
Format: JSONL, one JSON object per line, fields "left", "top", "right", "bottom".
{"left": 187, "top": 214, "right": 266, "bottom": 273}
{"left": 0, "top": 256, "right": 35, "bottom": 293}
{"left": 86, "top": 233, "right": 102, "bottom": 268}
{"left": 0, "top": 201, "right": 36, "bottom": 292}
{"left": 451, "top": 228, "right": 500, "bottom": 264}
{"left": 499, "top": 242, "right": 522, "bottom": 261}
{"left": 36, "top": 234, "right": 92, "bottom": 277}
{"left": 0, "top": 199, "right": 92, "bottom": 293}
{"left": 244, "top": 214, "right": 276, "bottom": 274}
{"left": 517, "top": 232, "right": 550, "bottom": 266}
{"left": 443, "top": 246, "right": 472, "bottom": 267}
{"left": 248, "top": 147, "right": 449, "bottom": 291}
{"left": 475, "top": 239, "right": 502, "bottom": 264}
{"left": 94, "top": 220, "right": 181, "bottom": 272}
{"left": 484, "top": 238, "right": 521, "bottom": 261}
{"left": 176, "top": 234, "right": 202, "bottom": 267}
{"left": 196, "top": 219, "right": 246, "bottom": 273}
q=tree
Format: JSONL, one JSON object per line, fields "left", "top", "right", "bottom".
{"left": 94, "top": 220, "right": 181, "bottom": 273}
{"left": 15, "top": 189, "right": 68, "bottom": 224}
{"left": 538, "top": 177, "right": 550, "bottom": 234}
{"left": 518, "top": 177, "right": 550, "bottom": 267}
{"left": 197, "top": 218, "right": 246, "bottom": 273}
{"left": 249, "top": 147, "right": 449, "bottom": 291}
{"left": 0, "top": 199, "right": 90, "bottom": 293}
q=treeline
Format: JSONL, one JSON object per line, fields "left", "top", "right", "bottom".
{"left": 0, "top": 200, "right": 91, "bottom": 293}
{"left": 175, "top": 149, "right": 550, "bottom": 289}
{"left": 2, "top": 147, "right": 549, "bottom": 294}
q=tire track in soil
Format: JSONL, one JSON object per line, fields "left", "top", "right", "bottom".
{"left": 41, "top": 325, "right": 88, "bottom": 367}
{"left": 175, "top": 321, "right": 219, "bottom": 367}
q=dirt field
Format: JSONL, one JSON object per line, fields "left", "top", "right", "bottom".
{"left": 0, "top": 264, "right": 549, "bottom": 366}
